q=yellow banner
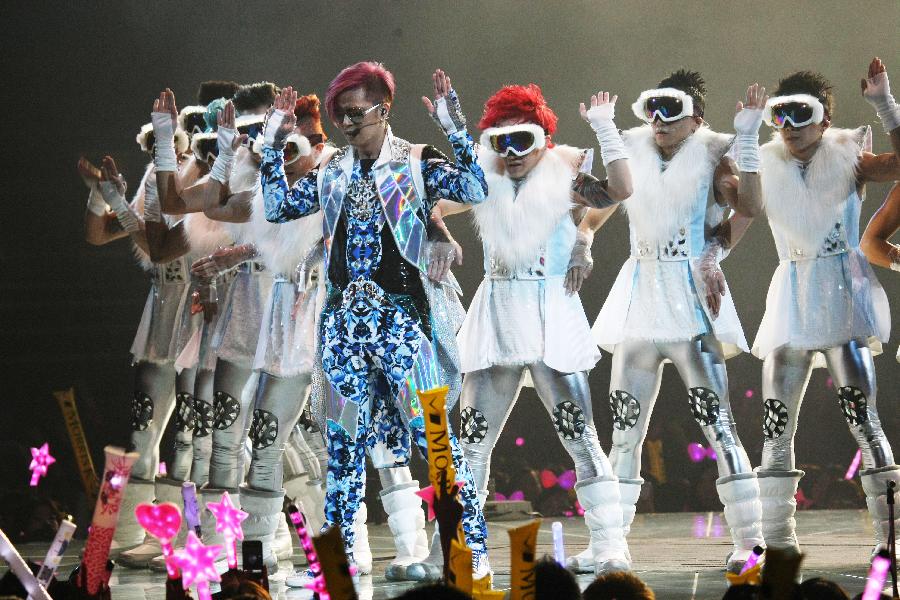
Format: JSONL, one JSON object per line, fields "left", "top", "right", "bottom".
{"left": 419, "top": 386, "right": 456, "bottom": 496}
{"left": 508, "top": 519, "right": 542, "bottom": 600}
{"left": 447, "top": 528, "right": 473, "bottom": 594}
{"left": 53, "top": 388, "right": 99, "bottom": 501}
{"left": 312, "top": 526, "right": 358, "bottom": 600}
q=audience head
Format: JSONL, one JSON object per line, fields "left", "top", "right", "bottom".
{"left": 535, "top": 556, "right": 581, "bottom": 600}
{"left": 583, "top": 571, "right": 655, "bottom": 600}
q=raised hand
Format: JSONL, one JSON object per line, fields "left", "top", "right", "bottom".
{"left": 861, "top": 56, "right": 888, "bottom": 99}
{"left": 99, "top": 156, "right": 126, "bottom": 196}
{"left": 422, "top": 69, "right": 466, "bottom": 134}
{"left": 734, "top": 83, "right": 768, "bottom": 135}
{"left": 152, "top": 88, "right": 179, "bottom": 130}
{"left": 263, "top": 87, "right": 297, "bottom": 147}
{"left": 216, "top": 101, "right": 248, "bottom": 153}
{"left": 579, "top": 91, "right": 618, "bottom": 125}
{"left": 77, "top": 157, "right": 102, "bottom": 189}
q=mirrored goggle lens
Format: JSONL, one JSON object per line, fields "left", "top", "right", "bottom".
{"left": 197, "top": 139, "right": 218, "bottom": 160}
{"left": 645, "top": 96, "right": 684, "bottom": 120}
{"left": 185, "top": 114, "right": 206, "bottom": 135}
{"left": 771, "top": 102, "right": 814, "bottom": 127}
{"left": 490, "top": 130, "right": 536, "bottom": 155}
{"left": 146, "top": 132, "right": 156, "bottom": 152}
{"left": 284, "top": 142, "right": 300, "bottom": 161}
{"left": 238, "top": 123, "right": 262, "bottom": 139}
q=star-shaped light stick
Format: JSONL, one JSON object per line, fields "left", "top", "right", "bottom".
{"left": 29, "top": 443, "right": 55, "bottom": 487}
{"left": 135, "top": 502, "right": 183, "bottom": 579}
{"left": 205, "top": 491, "right": 247, "bottom": 570}
{"left": 171, "top": 531, "right": 221, "bottom": 600}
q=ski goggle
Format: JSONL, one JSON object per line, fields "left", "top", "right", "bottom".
{"left": 236, "top": 114, "right": 265, "bottom": 142}
{"left": 191, "top": 132, "right": 219, "bottom": 164}
{"left": 631, "top": 88, "right": 695, "bottom": 123}
{"left": 136, "top": 123, "right": 189, "bottom": 155}
{"left": 480, "top": 123, "right": 547, "bottom": 157}
{"left": 335, "top": 103, "right": 383, "bottom": 126}
{"left": 251, "top": 132, "right": 312, "bottom": 165}
{"left": 178, "top": 106, "right": 208, "bottom": 136}
{"left": 763, "top": 94, "right": 824, "bottom": 129}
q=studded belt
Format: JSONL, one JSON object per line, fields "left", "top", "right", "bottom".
{"left": 342, "top": 278, "right": 385, "bottom": 305}
{"left": 632, "top": 229, "right": 691, "bottom": 262}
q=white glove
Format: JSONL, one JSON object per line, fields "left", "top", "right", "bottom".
{"left": 143, "top": 176, "right": 163, "bottom": 223}
{"left": 697, "top": 238, "right": 728, "bottom": 319}
{"left": 210, "top": 127, "right": 237, "bottom": 184}
{"left": 263, "top": 109, "right": 289, "bottom": 148}
{"left": 151, "top": 111, "right": 178, "bottom": 171}
{"left": 733, "top": 107, "right": 764, "bottom": 173}
{"left": 586, "top": 105, "right": 628, "bottom": 167}
{"left": 86, "top": 184, "right": 107, "bottom": 217}
{"left": 429, "top": 89, "right": 467, "bottom": 136}
{"left": 99, "top": 181, "right": 141, "bottom": 233}
{"left": 863, "top": 71, "right": 900, "bottom": 133}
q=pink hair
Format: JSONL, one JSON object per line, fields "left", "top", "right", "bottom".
{"left": 325, "top": 61, "right": 396, "bottom": 122}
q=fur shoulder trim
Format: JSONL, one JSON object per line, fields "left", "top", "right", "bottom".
{"left": 472, "top": 144, "right": 577, "bottom": 270}
{"left": 184, "top": 212, "right": 232, "bottom": 262}
{"left": 229, "top": 147, "right": 260, "bottom": 195}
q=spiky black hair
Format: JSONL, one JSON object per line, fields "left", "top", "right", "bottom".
{"left": 658, "top": 69, "right": 707, "bottom": 117}
{"left": 197, "top": 80, "right": 239, "bottom": 105}
{"left": 774, "top": 70, "right": 835, "bottom": 117}
{"left": 233, "top": 82, "right": 278, "bottom": 113}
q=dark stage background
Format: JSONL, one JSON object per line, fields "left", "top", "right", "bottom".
{"left": 2, "top": 1, "right": 898, "bottom": 526}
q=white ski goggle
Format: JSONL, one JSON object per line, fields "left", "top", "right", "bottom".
{"left": 480, "top": 123, "right": 547, "bottom": 157}
{"left": 136, "top": 122, "right": 189, "bottom": 155}
{"left": 631, "top": 88, "right": 696, "bottom": 123}
{"left": 763, "top": 94, "right": 825, "bottom": 129}
{"left": 191, "top": 131, "right": 218, "bottom": 164}
{"left": 252, "top": 132, "right": 312, "bottom": 165}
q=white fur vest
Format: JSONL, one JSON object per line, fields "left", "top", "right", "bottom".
{"left": 472, "top": 144, "right": 583, "bottom": 271}
{"left": 761, "top": 126, "right": 868, "bottom": 256}
{"left": 622, "top": 125, "right": 732, "bottom": 246}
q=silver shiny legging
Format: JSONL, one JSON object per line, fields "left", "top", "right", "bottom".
{"left": 760, "top": 339, "right": 894, "bottom": 472}
{"left": 246, "top": 371, "right": 312, "bottom": 492}
{"left": 208, "top": 358, "right": 256, "bottom": 490}
{"left": 130, "top": 361, "right": 178, "bottom": 481}
{"left": 459, "top": 361, "right": 614, "bottom": 492}
{"left": 168, "top": 366, "right": 197, "bottom": 482}
{"left": 608, "top": 336, "right": 753, "bottom": 480}
{"left": 188, "top": 368, "right": 215, "bottom": 486}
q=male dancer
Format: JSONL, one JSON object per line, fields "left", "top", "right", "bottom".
{"left": 433, "top": 83, "right": 633, "bottom": 575}
{"left": 577, "top": 70, "right": 768, "bottom": 572}
{"left": 862, "top": 182, "right": 900, "bottom": 361}
{"left": 754, "top": 58, "right": 900, "bottom": 556}
{"left": 260, "top": 63, "right": 492, "bottom": 578}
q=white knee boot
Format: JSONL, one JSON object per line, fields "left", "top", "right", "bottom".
{"left": 381, "top": 482, "right": 432, "bottom": 581}
{"left": 240, "top": 486, "right": 289, "bottom": 569}
{"left": 757, "top": 470, "right": 803, "bottom": 554}
{"left": 716, "top": 474, "right": 765, "bottom": 572}
{"left": 119, "top": 476, "right": 187, "bottom": 567}
{"left": 568, "top": 478, "right": 641, "bottom": 573}
{"left": 860, "top": 465, "right": 900, "bottom": 554}
{"left": 110, "top": 477, "right": 155, "bottom": 557}
{"left": 573, "top": 477, "right": 630, "bottom": 576}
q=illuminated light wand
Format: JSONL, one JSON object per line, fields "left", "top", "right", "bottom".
{"left": 286, "top": 503, "right": 328, "bottom": 600}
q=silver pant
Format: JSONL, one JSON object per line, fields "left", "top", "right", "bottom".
{"left": 168, "top": 366, "right": 197, "bottom": 482}
{"left": 761, "top": 340, "right": 894, "bottom": 472}
{"left": 246, "top": 371, "right": 311, "bottom": 491}
{"left": 460, "top": 361, "right": 614, "bottom": 492}
{"left": 130, "top": 361, "right": 178, "bottom": 481}
{"left": 609, "top": 336, "right": 752, "bottom": 480}
{"left": 189, "top": 367, "right": 215, "bottom": 486}
{"left": 208, "top": 358, "right": 255, "bottom": 490}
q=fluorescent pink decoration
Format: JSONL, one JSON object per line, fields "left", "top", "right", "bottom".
{"left": 415, "top": 481, "right": 467, "bottom": 521}
{"left": 508, "top": 490, "right": 525, "bottom": 501}
{"left": 494, "top": 492, "right": 507, "bottom": 501}
{"left": 825, "top": 377, "right": 833, "bottom": 388}
{"left": 515, "top": 437, "right": 525, "bottom": 446}
{"left": 287, "top": 505, "right": 328, "bottom": 599}
{"left": 575, "top": 500, "right": 585, "bottom": 516}
{"left": 692, "top": 514, "right": 705, "bottom": 538}
{"left": 540, "top": 470, "right": 557, "bottom": 489}
{"left": 205, "top": 491, "right": 247, "bottom": 570}
{"left": 135, "top": 502, "right": 182, "bottom": 578}
{"left": 739, "top": 546, "right": 764, "bottom": 574}
{"left": 862, "top": 552, "right": 891, "bottom": 600}
{"left": 172, "top": 531, "right": 221, "bottom": 600}
{"left": 744, "top": 389, "right": 754, "bottom": 399}
{"left": 29, "top": 443, "right": 55, "bottom": 487}
{"left": 845, "top": 448, "right": 863, "bottom": 480}
{"left": 687, "top": 442, "right": 706, "bottom": 463}
{"left": 557, "top": 470, "right": 576, "bottom": 490}
{"left": 158, "top": 461, "right": 167, "bottom": 476}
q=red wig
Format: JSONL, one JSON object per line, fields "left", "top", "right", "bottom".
{"left": 294, "top": 94, "right": 327, "bottom": 140}
{"left": 325, "top": 62, "right": 395, "bottom": 123}
{"left": 478, "top": 84, "right": 558, "bottom": 137}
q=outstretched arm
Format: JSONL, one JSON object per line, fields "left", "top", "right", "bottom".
{"left": 80, "top": 157, "right": 129, "bottom": 246}
{"left": 861, "top": 183, "right": 900, "bottom": 270}
{"left": 260, "top": 86, "right": 321, "bottom": 222}
{"left": 202, "top": 101, "right": 252, "bottom": 223}
{"left": 858, "top": 58, "right": 900, "bottom": 182}
{"left": 727, "top": 83, "right": 768, "bottom": 218}
{"left": 420, "top": 69, "right": 487, "bottom": 206}
{"left": 93, "top": 157, "right": 152, "bottom": 254}
{"left": 578, "top": 90, "right": 631, "bottom": 203}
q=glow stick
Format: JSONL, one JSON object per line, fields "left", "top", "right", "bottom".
{"left": 552, "top": 521, "right": 566, "bottom": 566}
{"left": 845, "top": 448, "right": 863, "bottom": 480}
{"left": 29, "top": 443, "right": 55, "bottom": 486}
{"left": 182, "top": 482, "right": 202, "bottom": 536}
{"left": 135, "top": 502, "right": 182, "bottom": 579}
{"left": 172, "top": 532, "right": 221, "bottom": 600}
{"left": 739, "top": 545, "right": 764, "bottom": 574}
{"left": 34, "top": 517, "right": 76, "bottom": 588}
{"left": 287, "top": 503, "right": 327, "bottom": 599}
{"left": 862, "top": 550, "right": 891, "bottom": 600}
{"left": 0, "top": 528, "right": 51, "bottom": 600}
{"left": 205, "top": 491, "right": 247, "bottom": 571}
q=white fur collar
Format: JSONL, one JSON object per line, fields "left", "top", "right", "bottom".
{"left": 472, "top": 144, "right": 581, "bottom": 270}
{"left": 761, "top": 126, "right": 868, "bottom": 252}
{"left": 183, "top": 212, "right": 232, "bottom": 262}
{"left": 622, "top": 125, "right": 732, "bottom": 245}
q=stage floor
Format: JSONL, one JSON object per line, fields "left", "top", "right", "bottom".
{"left": 8, "top": 509, "right": 887, "bottom": 599}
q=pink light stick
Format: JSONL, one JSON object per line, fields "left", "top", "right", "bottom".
{"left": 862, "top": 550, "right": 891, "bottom": 600}
{"left": 845, "top": 448, "right": 863, "bottom": 480}
{"left": 172, "top": 531, "right": 221, "bottom": 600}
{"left": 739, "top": 545, "right": 764, "bottom": 574}
{"left": 205, "top": 491, "right": 247, "bottom": 571}
{"left": 29, "top": 443, "right": 56, "bottom": 486}
{"left": 287, "top": 503, "right": 328, "bottom": 599}
{"left": 135, "top": 502, "right": 182, "bottom": 579}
